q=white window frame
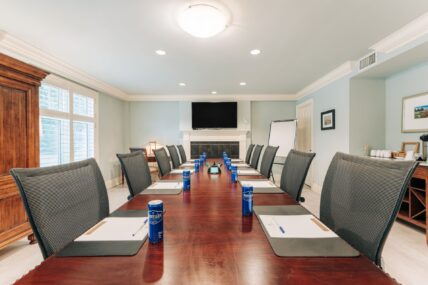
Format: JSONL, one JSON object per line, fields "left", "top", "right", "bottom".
{"left": 40, "top": 74, "right": 99, "bottom": 163}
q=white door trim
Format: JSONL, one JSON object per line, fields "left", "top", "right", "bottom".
{"left": 296, "top": 99, "right": 314, "bottom": 187}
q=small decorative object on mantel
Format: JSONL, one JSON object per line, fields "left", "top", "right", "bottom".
{"left": 321, "top": 109, "right": 335, "bottom": 130}
{"left": 402, "top": 92, "right": 428, "bottom": 133}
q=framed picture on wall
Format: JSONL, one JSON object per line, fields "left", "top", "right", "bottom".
{"left": 402, "top": 92, "right": 428, "bottom": 133}
{"left": 321, "top": 109, "right": 335, "bottom": 130}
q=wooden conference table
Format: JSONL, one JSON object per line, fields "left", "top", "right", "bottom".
{"left": 15, "top": 159, "right": 398, "bottom": 285}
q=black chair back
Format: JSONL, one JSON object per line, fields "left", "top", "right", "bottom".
{"left": 250, "top": 145, "right": 264, "bottom": 169}
{"left": 10, "top": 159, "right": 109, "bottom": 259}
{"left": 259, "top": 146, "right": 279, "bottom": 178}
{"left": 129, "top": 147, "right": 146, "bottom": 153}
{"left": 117, "top": 151, "right": 152, "bottom": 198}
{"left": 167, "top": 145, "right": 181, "bottom": 169}
{"left": 177, "top": 145, "right": 187, "bottom": 164}
{"left": 320, "top": 152, "right": 417, "bottom": 266}
{"left": 280, "top": 150, "right": 316, "bottom": 201}
{"left": 245, "top": 144, "right": 255, "bottom": 164}
{"left": 154, "top": 148, "right": 172, "bottom": 176}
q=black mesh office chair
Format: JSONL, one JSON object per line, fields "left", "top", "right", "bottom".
{"left": 167, "top": 145, "right": 181, "bottom": 169}
{"left": 320, "top": 152, "right": 417, "bottom": 266}
{"left": 117, "top": 151, "right": 152, "bottom": 198}
{"left": 250, "top": 145, "right": 263, "bottom": 169}
{"left": 10, "top": 159, "right": 109, "bottom": 259}
{"left": 177, "top": 145, "right": 187, "bottom": 164}
{"left": 129, "top": 147, "right": 146, "bottom": 153}
{"left": 259, "top": 146, "right": 279, "bottom": 179}
{"left": 245, "top": 144, "right": 255, "bottom": 164}
{"left": 279, "top": 150, "right": 316, "bottom": 202}
{"left": 154, "top": 148, "right": 172, "bottom": 177}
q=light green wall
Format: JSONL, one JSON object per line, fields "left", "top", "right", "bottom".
{"left": 297, "top": 76, "right": 350, "bottom": 190}
{"left": 98, "top": 93, "right": 127, "bottom": 183}
{"left": 251, "top": 101, "right": 296, "bottom": 146}
{"left": 128, "top": 101, "right": 181, "bottom": 147}
{"left": 349, "top": 78, "right": 386, "bottom": 155}
{"left": 385, "top": 61, "right": 428, "bottom": 150}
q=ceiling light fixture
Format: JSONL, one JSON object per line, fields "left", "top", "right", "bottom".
{"left": 240, "top": 82, "right": 247, "bottom": 86}
{"left": 155, "top": 50, "right": 166, "bottom": 55}
{"left": 250, "top": 49, "right": 261, "bottom": 55}
{"left": 179, "top": 82, "right": 186, "bottom": 86}
{"left": 211, "top": 91, "right": 217, "bottom": 94}
{"left": 177, "top": 3, "right": 229, "bottom": 38}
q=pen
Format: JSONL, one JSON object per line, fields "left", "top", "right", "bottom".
{"left": 132, "top": 219, "right": 148, "bottom": 236}
{"left": 272, "top": 218, "right": 285, "bottom": 234}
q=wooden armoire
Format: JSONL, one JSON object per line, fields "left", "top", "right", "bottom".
{"left": 0, "top": 53, "right": 48, "bottom": 250}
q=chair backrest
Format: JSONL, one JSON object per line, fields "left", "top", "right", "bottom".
{"left": 250, "top": 145, "right": 264, "bottom": 169}
{"left": 10, "top": 159, "right": 109, "bottom": 259}
{"left": 259, "top": 146, "right": 279, "bottom": 178}
{"left": 117, "top": 151, "right": 152, "bottom": 197}
{"left": 154, "top": 148, "right": 172, "bottom": 176}
{"left": 177, "top": 145, "right": 187, "bottom": 164}
{"left": 167, "top": 145, "right": 181, "bottom": 169}
{"left": 280, "top": 150, "right": 316, "bottom": 201}
{"left": 129, "top": 147, "right": 146, "bottom": 154}
{"left": 245, "top": 144, "right": 255, "bottom": 164}
{"left": 320, "top": 152, "right": 417, "bottom": 266}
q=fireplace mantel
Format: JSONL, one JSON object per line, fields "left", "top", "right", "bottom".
{"left": 182, "top": 129, "right": 250, "bottom": 160}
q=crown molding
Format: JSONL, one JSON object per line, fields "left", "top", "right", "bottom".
{"left": 295, "top": 61, "right": 354, "bottom": 100}
{"left": 370, "top": 12, "right": 428, "bottom": 54}
{"left": 0, "top": 30, "right": 128, "bottom": 100}
{"left": 128, "top": 94, "right": 297, "bottom": 101}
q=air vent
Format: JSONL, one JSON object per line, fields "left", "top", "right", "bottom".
{"left": 359, "top": 52, "right": 376, "bottom": 70}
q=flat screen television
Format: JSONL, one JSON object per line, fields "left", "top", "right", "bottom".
{"left": 192, "top": 102, "right": 237, "bottom": 129}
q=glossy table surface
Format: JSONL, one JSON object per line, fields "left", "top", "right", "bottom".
{"left": 15, "top": 160, "right": 398, "bottom": 285}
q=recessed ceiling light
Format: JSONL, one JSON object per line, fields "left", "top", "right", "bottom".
{"left": 250, "top": 49, "right": 261, "bottom": 55}
{"left": 155, "top": 50, "right": 166, "bottom": 55}
{"left": 178, "top": 4, "right": 230, "bottom": 38}
{"left": 179, "top": 82, "right": 186, "bottom": 86}
{"left": 240, "top": 82, "right": 247, "bottom": 86}
{"left": 211, "top": 91, "right": 217, "bottom": 94}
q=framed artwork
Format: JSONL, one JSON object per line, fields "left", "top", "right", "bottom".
{"left": 321, "top": 109, "right": 335, "bottom": 130}
{"left": 402, "top": 92, "right": 428, "bottom": 133}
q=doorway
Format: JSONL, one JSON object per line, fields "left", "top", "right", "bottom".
{"left": 296, "top": 99, "right": 314, "bottom": 187}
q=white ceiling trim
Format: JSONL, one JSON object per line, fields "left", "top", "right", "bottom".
{"left": 0, "top": 30, "right": 128, "bottom": 100}
{"left": 295, "top": 61, "right": 354, "bottom": 100}
{"left": 128, "top": 94, "right": 296, "bottom": 101}
{"left": 370, "top": 12, "right": 428, "bottom": 53}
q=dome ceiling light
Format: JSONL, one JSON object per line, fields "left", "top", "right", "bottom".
{"left": 178, "top": 3, "right": 230, "bottom": 38}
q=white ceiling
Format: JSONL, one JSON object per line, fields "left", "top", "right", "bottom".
{"left": 1, "top": 0, "right": 428, "bottom": 95}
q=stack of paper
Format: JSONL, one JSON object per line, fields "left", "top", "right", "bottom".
{"left": 237, "top": 169, "right": 260, "bottom": 175}
{"left": 147, "top": 182, "right": 183, "bottom": 190}
{"left": 76, "top": 217, "right": 148, "bottom": 241}
{"left": 232, "top": 163, "right": 250, "bottom": 168}
{"left": 181, "top": 163, "right": 195, "bottom": 167}
{"left": 258, "top": 215, "right": 337, "bottom": 239}
{"left": 170, "top": 169, "right": 195, "bottom": 174}
{"left": 231, "top": 159, "right": 243, "bottom": 162}
{"left": 241, "top": 180, "right": 276, "bottom": 188}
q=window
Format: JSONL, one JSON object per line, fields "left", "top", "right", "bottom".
{"left": 39, "top": 76, "right": 98, "bottom": 167}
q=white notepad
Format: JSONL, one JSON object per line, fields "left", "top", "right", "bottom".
{"left": 147, "top": 182, "right": 183, "bottom": 190}
{"left": 231, "top": 159, "right": 243, "bottom": 162}
{"left": 232, "top": 163, "right": 250, "bottom": 167}
{"left": 170, "top": 169, "right": 195, "bottom": 174}
{"left": 181, "top": 163, "right": 195, "bottom": 167}
{"left": 240, "top": 180, "right": 276, "bottom": 188}
{"left": 75, "top": 217, "right": 148, "bottom": 241}
{"left": 258, "top": 215, "right": 337, "bottom": 239}
{"left": 237, "top": 169, "right": 260, "bottom": 175}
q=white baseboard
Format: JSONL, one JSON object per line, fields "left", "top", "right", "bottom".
{"left": 105, "top": 176, "right": 122, "bottom": 189}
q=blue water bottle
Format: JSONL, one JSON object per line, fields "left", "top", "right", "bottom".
{"left": 194, "top": 159, "right": 200, "bottom": 173}
{"left": 202, "top": 152, "right": 207, "bottom": 161}
{"left": 148, "top": 200, "right": 164, "bottom": 243}
{"left": 223, "top": 153, "right": 228, "bottom": 164}
{"left": 183, "top": 169, "right": 191, "bottom": 191}
{"left": 199, "top": 156, "right": 204, "bottom": 168}
{"left": 242, "top": 185, "right": 253, "bottom": 216}
{"left": 226, "top": 158, "right": 232, "bottom": 171}
{"left": 231, "top": 165, "right": 238, "bottom": 183}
